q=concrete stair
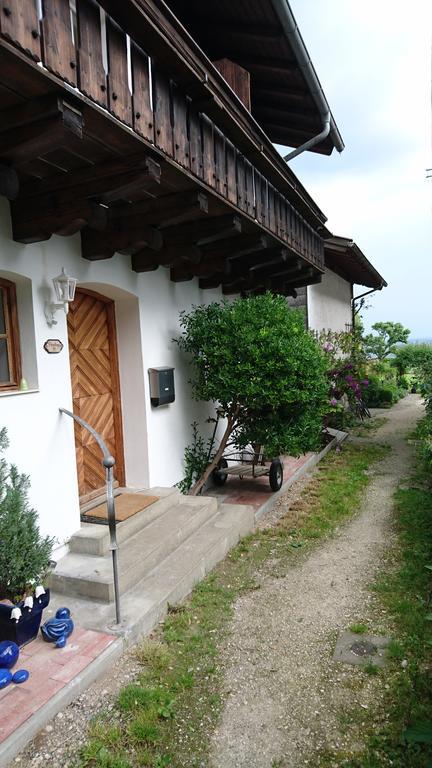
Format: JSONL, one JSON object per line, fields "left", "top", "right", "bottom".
{"left": 48, "top": 501, "right": 254, "bottom": 641}
{"left": 50, "top": 488, "right": 222, "bottom": 602}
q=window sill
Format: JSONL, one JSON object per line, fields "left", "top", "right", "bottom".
{"left": 0, "top": 388, "right": 39, "bottom": 398}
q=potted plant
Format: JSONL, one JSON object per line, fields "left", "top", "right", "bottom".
{"left": 0, "top": 428, "right": 54, "bottom": 646}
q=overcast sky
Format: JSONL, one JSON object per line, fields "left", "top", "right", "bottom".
{"left": 279, "top": 0, "right": 432, "bottom": 339}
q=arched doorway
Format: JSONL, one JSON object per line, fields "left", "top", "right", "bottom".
{"left": 67, "top": 287, "right": 125, "bottom": 501}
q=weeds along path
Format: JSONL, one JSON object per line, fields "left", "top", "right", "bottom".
{"left": 210, "top": 395, "right": 423, "bottom": 768}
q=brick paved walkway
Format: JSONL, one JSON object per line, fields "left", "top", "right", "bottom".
{"left": 0, "top": 628, "right": 114, "bottom": 744}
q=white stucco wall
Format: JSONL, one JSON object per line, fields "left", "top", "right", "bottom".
{"left": 307, "top": 268, "right": 353, "bottom": 333}
{"left": 0, "top": 199, "right": 223, "bottom": 552}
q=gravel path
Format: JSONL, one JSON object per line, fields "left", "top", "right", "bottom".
{"left": 210, "top": 395, "right": 423, "bottom": 768}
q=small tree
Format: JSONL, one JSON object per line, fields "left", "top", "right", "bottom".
{"left": 364, "top": 322, "right": 410, "bottom": 361}
{"left": 176, "top": 293, "right": 329, "bottom": 495}
{"left": 0, "top": 428, "right": 54, "bottom": 602}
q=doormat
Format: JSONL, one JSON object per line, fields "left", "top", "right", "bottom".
{"left": 81, "top": 493, "right": 159, "bottom": 525}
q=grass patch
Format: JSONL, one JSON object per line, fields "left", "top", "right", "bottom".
{"left": 75, "top": 442, "right": 388, "bottom": 768}
{"left": 317, "top": 428, "right": 432, "bottom": 767}
{"left": 349, "top": 416, "right": 389, "bottom": 438}
{"left": 349, "top": 623, "right": 369, "bottom": 635}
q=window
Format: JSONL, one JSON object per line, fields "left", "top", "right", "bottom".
{"left": 0, "top": 279, "right": 21, "bottom": 390}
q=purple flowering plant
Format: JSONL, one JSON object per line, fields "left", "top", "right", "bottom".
{"left": 314, "top": 329, "right": 369, "bottom": 418}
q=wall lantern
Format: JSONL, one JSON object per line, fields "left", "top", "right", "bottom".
{"left": 45, "top": 268, "right": 77, "bottom": 326}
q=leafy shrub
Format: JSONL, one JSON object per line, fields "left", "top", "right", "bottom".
{"left": 176, "top": 294, "right": 329, "bottom": 494}
{"left": 0, "top": 428, "right": 54, "bottom": 601}
{"left": 363, "top": 376, "right": 399, "bottom": 407}
{"left": 176, "top": 422, "right": 211, "bottom": 495}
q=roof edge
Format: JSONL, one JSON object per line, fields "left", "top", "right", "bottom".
{"left": 270, "top": 0, "right": 344, "bottom": 154}
{"left": 325, "top": 235, "right": 387, "bottom": 290}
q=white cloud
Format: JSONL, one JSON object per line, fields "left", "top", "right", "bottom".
{"left": 286, "top": 0, "right": 432, "bottom": 337}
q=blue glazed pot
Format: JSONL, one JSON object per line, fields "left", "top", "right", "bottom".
{"left": 0, "top": 590, "right": 50, "bottom": 647}
{"left": 0, "top": 640, "right": 19, "bottom": 669}
{"left": 0, "top": 669, "right": 12, "bottom": 690}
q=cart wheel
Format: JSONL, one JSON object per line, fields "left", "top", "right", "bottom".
{"left": 212, "top": 458, "right": 228, "bottom": 486}
{"left": 269, "top": 459, "right": 283, "bottom": 491}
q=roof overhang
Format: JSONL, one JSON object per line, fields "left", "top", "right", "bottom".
{"left": 162, "top": 0, "right": 343, "bottom": 155}
{"left": 324, "top": 236, "right": 387, "bottom": 290}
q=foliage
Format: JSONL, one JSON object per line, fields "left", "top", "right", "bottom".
{"left": 76, "top": 442, "right": 387, "bottom": 768}
{"left": 394, "top": 343, "right": 432, "bottom": 378}
{"left": 333, "top": 435, "right": 432, "bottom": 768}
{"left": 176, "top": 294, "right": 329, "bottom": 494}
{"left": 176, "top": 422, "right": 210, "bottom": 494}
{"left": 362, "top": 374, "right": 401, "bottom": 408}
{"left": 364, "top": 321, "right": 410, "bottom": 361}
{"left": 316, "top": 330, "right": 370, "bottom": 425}
{"left": 394, "top": 345, "right": 432, "bottom": 470}
{"left": 0, "top": 428, "right": 54, "bottom": 601}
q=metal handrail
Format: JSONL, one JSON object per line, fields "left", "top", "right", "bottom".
{"left": 59, "top": 407, "right": 121, "bottom": 625}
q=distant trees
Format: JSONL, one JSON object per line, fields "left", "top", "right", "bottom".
{"left": 364, "top": 322, "right": 410, "bottom": 361}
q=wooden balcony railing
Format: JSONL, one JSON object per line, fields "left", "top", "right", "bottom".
{"left": 0, "top": 0, "right": 325, "bottom": 274}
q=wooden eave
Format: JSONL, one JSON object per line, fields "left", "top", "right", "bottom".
{"left": 0, "top": 0, "right": 327, "bottom": 297}
{"left": 160, "top": 0, "right": 342, "bottom": 155}
{"left": 99, "top": 0, "right": 328, "bottom": 228}
{"left": 324, "top": 237, "right": 387, "bottom": 290}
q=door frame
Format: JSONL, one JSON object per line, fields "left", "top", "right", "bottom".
{"left": 70, "top": 287, "right": 126, "bottom": 503}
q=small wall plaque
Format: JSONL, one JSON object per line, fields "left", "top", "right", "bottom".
{"left": 44, "top": 339, "right": 64, "bottom": 354}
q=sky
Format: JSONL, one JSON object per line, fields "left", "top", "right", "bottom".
{"left": 278, "top": 0, "right": 432, "bottom": 339}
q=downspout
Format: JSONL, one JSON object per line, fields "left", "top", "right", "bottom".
{"left": 271, "top": 0, "right": 345, "bottom": 160}
{"left": 351, "top": 286, "right": 382, "bottom": 318}
{"left": 284, "top": 112, "right": 330, "bottom": 162}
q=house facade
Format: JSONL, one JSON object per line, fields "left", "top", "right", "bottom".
{"left": 0, "top": 0, "right": 345, "bottom": 554}
{"left": 289, "top": 235, "right": 387, "bottom": 334}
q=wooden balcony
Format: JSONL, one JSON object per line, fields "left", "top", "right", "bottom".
{"left": 0, "top": 0, "right": 325, "bottom": 296}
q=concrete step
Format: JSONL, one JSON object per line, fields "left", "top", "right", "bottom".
{"left": 48, "top": 502, "right": 255, "bottom": 640}
{"left": 70, "top": 487, "right": 180, "bottom": 556}
{"left": 50, "top": 494, "right": 219, "bottom": 602}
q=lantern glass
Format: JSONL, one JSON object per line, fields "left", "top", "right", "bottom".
{"left": 52, "top": 269, "right": 77, "bottom": 303}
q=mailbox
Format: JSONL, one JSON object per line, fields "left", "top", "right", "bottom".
{"left": 148, "top": 367, "right": 175, "bottom": 407}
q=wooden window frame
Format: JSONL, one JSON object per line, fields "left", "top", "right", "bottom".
{"left": 0, "top": 278, "right": 22, "bottom": 391}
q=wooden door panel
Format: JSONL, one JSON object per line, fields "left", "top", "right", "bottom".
{"left": 78, "top": 393, "right": 115, "bottom": 446}
{"left": 68, "top": 289, "right": 124, "bottom": 499}
{"left": 69, "top": 349, "right": 112, "bottom": 397}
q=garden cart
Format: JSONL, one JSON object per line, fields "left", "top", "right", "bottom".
{"left": 212, "top": 444, "right": 283, "bottom": 492}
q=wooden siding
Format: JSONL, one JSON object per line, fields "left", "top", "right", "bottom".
{"left": 0, "top": 0, "right": 324, "bottom": 271}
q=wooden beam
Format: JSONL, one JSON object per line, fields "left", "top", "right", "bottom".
{"left": 199, "top": 276, "right": 223, "bottom": 290}
{"left": 0, "top": 164, "right": 18, "bottom": 200}
{"left": 10, "top": 157, "right": 162, "bottom": 243}
{"left": 110, "top": 190, "right": 209, "bottom": 228}
{"left": 162, "top": 215, "right": 242, "bottom": 248}
{"left": 12, "top": 200, "right": 108, "bottom": 244}
{"left": 81, "top": 221, "right": 163, "bottom": 261}
{"left": 0, "top": 97, "right": 83, "bottom": 165}
{"left": 131, "top": 242, "right": 202, "bottom": 272}
{"left": 203, "top": 234, "right": 270, "bottom": 263}
{"left": 19, "top": 154, "right": 160, "bottom": 200}
{"left": 247, "top": 255, "right": 301, "bottom": 280}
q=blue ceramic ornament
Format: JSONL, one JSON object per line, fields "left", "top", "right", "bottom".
{"left": 0, "top": 640, "right": 19, "bottom": 669}
{"left": 12, "top": 669, "right": 29, "bottom": 684}
{"left": 41, "top": 607, "right": 74, "bottom": 647}
{"left": 0, "top": 669, "right": 12, "bottom": 689}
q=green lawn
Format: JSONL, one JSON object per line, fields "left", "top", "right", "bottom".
{"left": 75, "top": 441, "right": 389, "bottom": 768}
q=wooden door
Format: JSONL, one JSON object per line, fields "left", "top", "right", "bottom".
{"left": 67, "top": 288, "right": 125, "bottom": 501}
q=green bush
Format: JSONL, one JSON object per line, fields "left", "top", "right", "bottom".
{"left": 0, "top": 428, "right": 54, "bottom": 601}
{"left": 363, "top": 376, "right": 400, "bottom": 407}
{"left": 176, "top": 293, "right": 329, "bottom": 495}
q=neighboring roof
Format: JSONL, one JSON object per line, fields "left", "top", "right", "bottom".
{"left": 162, "top": 0, "right": 344, "bottom": 155}
{"left": 324, "top": 236, "right": 387, "bottom": 290}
